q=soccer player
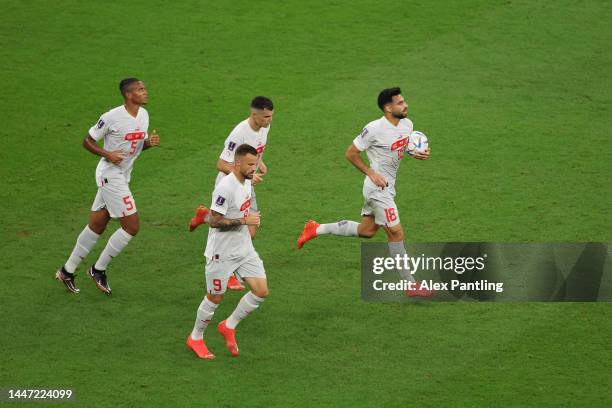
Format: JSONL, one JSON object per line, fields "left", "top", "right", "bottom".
{"left": 297, "top": 87, "right": 433, "bottom": 297}
{"left": 55, "top": 78, "right": 160, "bottom": 294}
{"left": 189, "top": 96, "right": 273, "bottom": 290}
{"left": 186, "top": 144, "right": 269, "bottom": 359}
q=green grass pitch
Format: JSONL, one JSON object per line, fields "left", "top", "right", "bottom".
{"left": 1, "top": 0, "right": 611, "bottom": 406}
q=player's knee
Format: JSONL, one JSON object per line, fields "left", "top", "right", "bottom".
{"left": 89, "top": 222, "right": 107, "bottom": 235}
{"left": 358, "top": 226, "right": 376, "bottom": 238}
{"left": 121, "top": 219, "right": 140, "bottom": 236}
{"left": 388, "top": 227, "right": 404, "bottom": 241}
{"left": 207, "top": 293, "right": 224, "bottom": 304}
{"left": 123, "top": 225, "right": 139, "bottom": 236}
{"left": 252, "top": 287, "right": 269, "bottom": 298}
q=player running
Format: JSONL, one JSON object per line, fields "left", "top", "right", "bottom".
{"left": 297, "top": 87, "right": 433, "bottom": 297}
{"left": 55, "top": 78, "right": 160, "bottom": 294}
{"left": 186, "top": 144, "right": 269, "bottom": 359}
{"left": 189, "top": 96, "right": 273, "bottom": 291}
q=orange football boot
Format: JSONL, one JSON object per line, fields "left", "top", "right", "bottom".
{"left": 297, "top": 220, "right": 320, "bottom": 249}
{"left": 227, "top": 275, "right": 245, "bottom": 291}
{"left": 186, "top": 335, "right": 215, "bottom": 360}
{"left": 217, "top": 320, "right": 240, "bottom": 356}
{"left": 406, "top": 281, "right": 435, "bottom": 298}
{"left": 189, "top": 205, "right": 210, "bottom": 232}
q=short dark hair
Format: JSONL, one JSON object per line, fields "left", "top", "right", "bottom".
{"left": 377, "top": 87, "right": 402, "bottom": 111}
{"left": 235, "top": 144, "right": 258, "bottom": 158}
{"left": 119, "top": 78, "right": 140, "bottom": 96}
{"left": 251, "top": 96, "right": 273, "bottom": 111}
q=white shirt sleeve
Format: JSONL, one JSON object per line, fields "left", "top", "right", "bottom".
{"left": 352, "top": 124, "right": 375, "bottom": 151}
{"left": 219, "top": 131, "right": 242, "bottom": 163}
{"left": 88, "top": 112, "right": 111, "bottom": 142}
{"left": 210, "top": 184, "right": 231, "bottom": 215}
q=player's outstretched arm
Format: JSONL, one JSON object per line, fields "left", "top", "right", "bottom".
{"left": 143, "top": 129, "right": 160, "bottom": 150}
{"left": 345, "top": 144, "right": 387, "bottom": 188}
{"left": 83, "top": 134, "right": 125, "bottom": 165}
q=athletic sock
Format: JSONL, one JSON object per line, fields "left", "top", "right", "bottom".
{"left": 225, "top": 291, "right": 265, "bottom": 329}
{"left": 388, "top": 241, "right": 415, "bottom": 282}
{"left": 316, "top": 220, "right": 359, "bottom": 236}
{"left": 191, "top": 297, "right": 219, "bottom": 340}
{"left": 64, "top": 225, "right": 100, "bottom": 274}
{"left": 94, "top": 228, "right": 133, "bottom": 271}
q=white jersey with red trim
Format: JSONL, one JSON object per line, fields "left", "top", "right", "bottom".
{"left": 215, "top": 119, "right": 269, "bottom": 185}
{"left": 205, "top": 172, "right": 254, "bottom": 260}
{"left": 352, "top": 116, "right": 413, "bottom": 190}
{"left": 88, "top": 105, "right": 149, "bottom": 184}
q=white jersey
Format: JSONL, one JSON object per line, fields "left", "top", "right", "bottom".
{"left": 215, "top": 119, "right": 269, "bottom": 185}
{"left": 205, "top": 172, "right": 254, "bottom": 260}
{"left": 88, "top": 105, "right": 149, "bottom": 184}
{"left": 352, "top": 116, "right": 413, "bottom": 190}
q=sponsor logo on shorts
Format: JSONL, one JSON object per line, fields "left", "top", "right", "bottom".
{"left": 228, "top": 142, "right": 236, "bottom": 151}
{"left": 97, "top": 119, "right": 105, "bottom": 129}
{"left": 216, "top": 195, "right": 226, "bottom": 206}
{"left": 360, "top": 128, "right": 369, "bottom": 137}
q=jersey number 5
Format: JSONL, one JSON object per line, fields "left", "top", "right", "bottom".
{"left": 129, "top": 141, "right": 139, "bottom": 156}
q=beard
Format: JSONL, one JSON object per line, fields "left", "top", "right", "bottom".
{"left": 392, "top": 110, "right": 407, "bottom": 119}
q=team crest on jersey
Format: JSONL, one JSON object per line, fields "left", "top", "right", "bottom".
{"left": 360, "top": 128, "right": 369, "bottom": 138}
{"left": 97, "top": 119, "right": 105, "bottom": 129}
{"left": 240, "top": 197, "right": 251, "bottom": 212}
{"left": 390, "top": 137, "right": 409, "bottom": 151}
{"left": 215, "top": 195, "right": 226, "bottom": 206}
{"left": 228, "top": 142, "right": 236, "bottom": 151}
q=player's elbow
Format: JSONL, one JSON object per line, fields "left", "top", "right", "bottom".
{"left": 345, "top": 146, "right": 355, "bottom": 162}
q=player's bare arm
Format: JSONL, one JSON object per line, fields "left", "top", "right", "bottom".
{"left": 83, "top": 134, "right": 125, "bottom": 165}
{"left": 143, "top": 129, "right": 160, "bottom": 150}
{"left": 258, "top": 159, "right": 267, "bottom": 176}
{"left": 345, "top": 143, "right": 388, "bottom": 188}
{"left": 216, "top": 159, "right": 234, "bottom": 175}
{"left": 208, "top": 210, "right": 260, "bottom": 229}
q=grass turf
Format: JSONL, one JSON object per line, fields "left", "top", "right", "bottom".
{"left": 1, "top": 0, "right": 611, "bottom": 406}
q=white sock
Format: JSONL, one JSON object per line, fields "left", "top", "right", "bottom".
{"left": 225, "top": 291, "right": 265, "bottom": 329}
{"left": 316, "top": 220, "right": 359, "bottom": 237}
{"left": 388, "top": 241, "right": 415, "bottom": 282}
{"left": 64, "top": 225, "right": 100, "bottom": 274}
{"left": 94, "top": 228, "right": 133, "bottom": 271}
{"left": 191, "top": 297, "right": 219, "bottom": 340}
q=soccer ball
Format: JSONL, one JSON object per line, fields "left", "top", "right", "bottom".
{"left": 406, "top": 131, "right": 429, "bottom": 156}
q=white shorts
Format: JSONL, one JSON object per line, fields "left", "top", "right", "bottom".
{"left": 361, "top": 185, "right": 400, "bottom": 227}
{"left": 91, "top": 176, "right": 137, "bottom": 218}
{"left": 205, "top": 252, "right": 266, "bottom": 295}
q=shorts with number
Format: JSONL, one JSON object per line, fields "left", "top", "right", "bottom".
{"left": 205, "top": 252, "right": 266, "bottom": 295}
{"left": 91, "top": 176, "right": 137, "bottom": 218}
{"left": 361, "top": 185, "right": 400, "bottom": 227}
